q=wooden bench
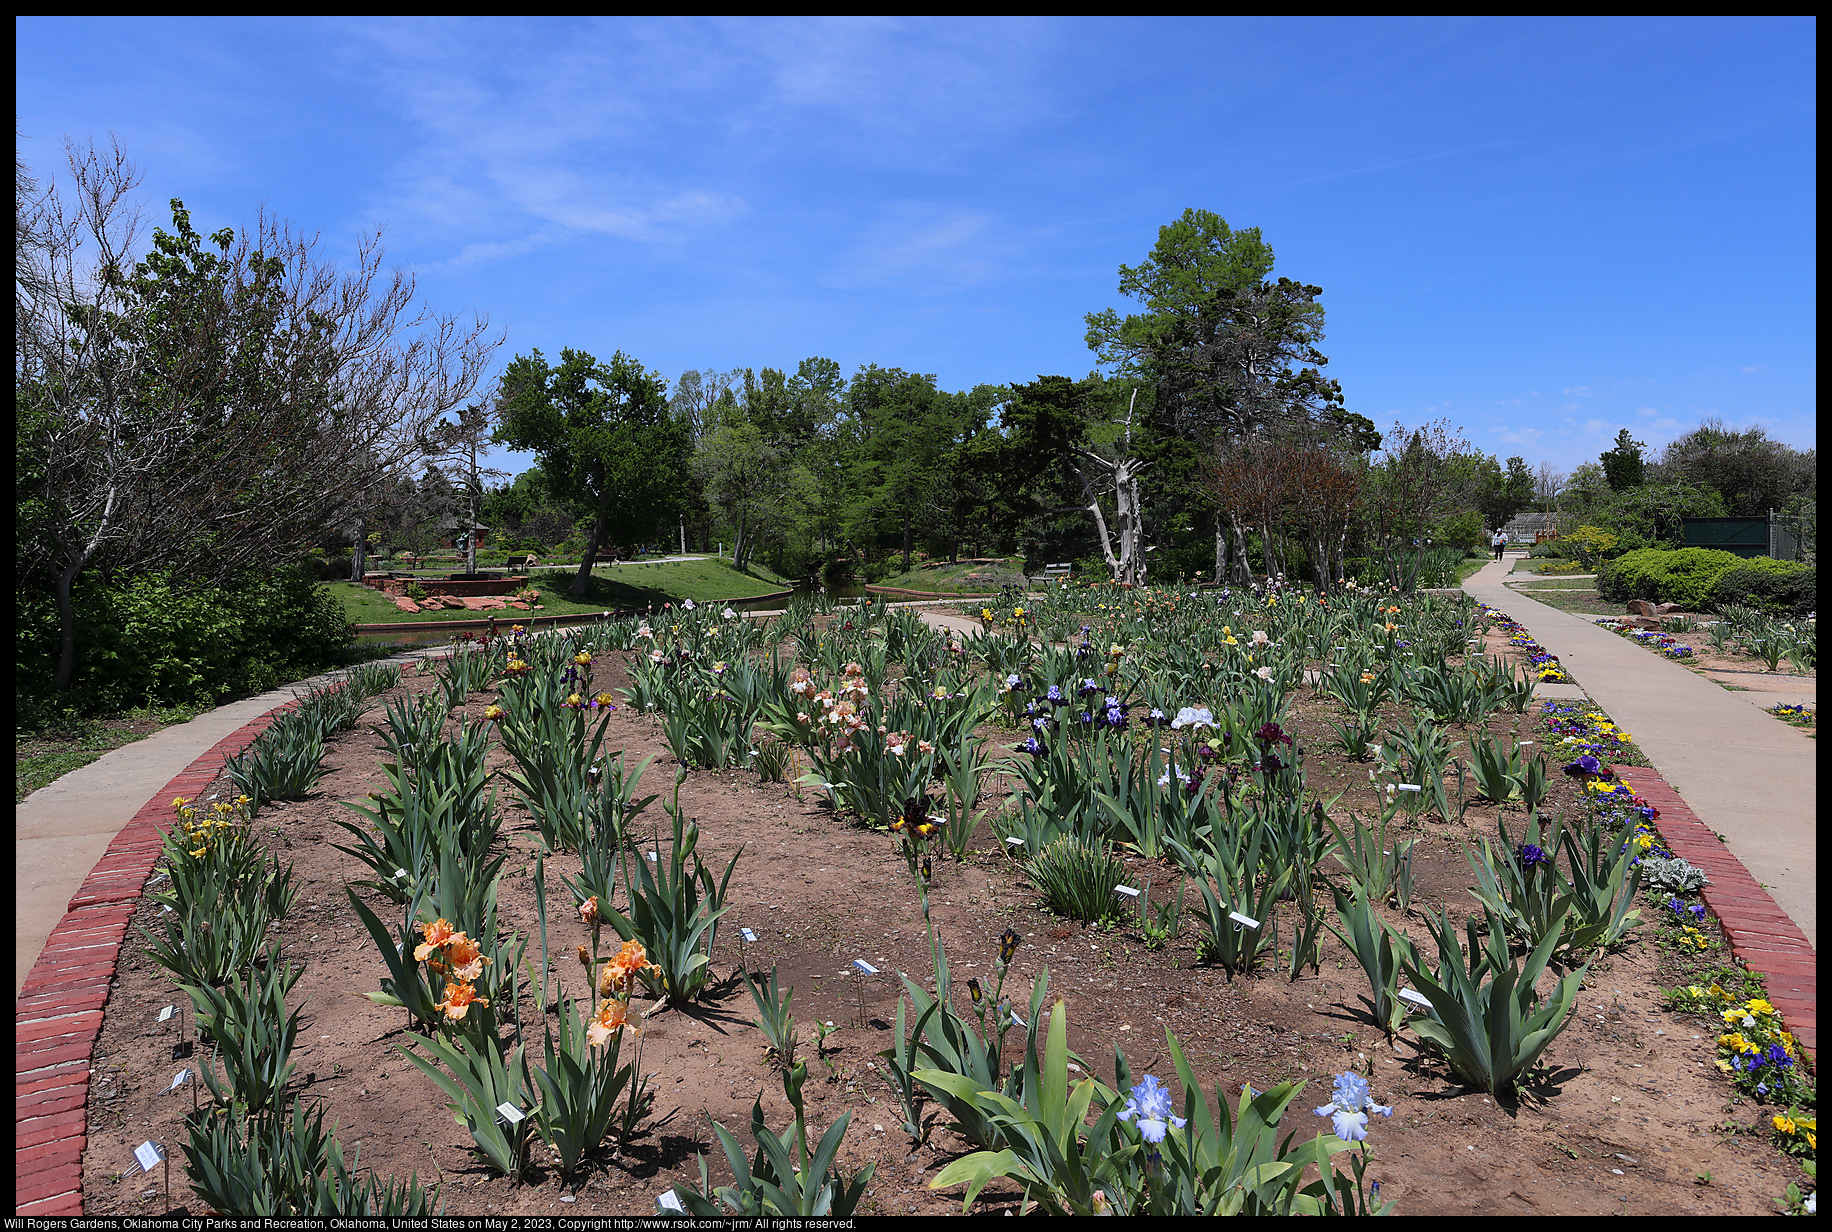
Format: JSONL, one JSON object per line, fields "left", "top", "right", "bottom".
{"left": 1033, "top": 563, "right": 1072, "bottom": 589}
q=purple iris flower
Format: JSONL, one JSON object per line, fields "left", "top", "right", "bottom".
{"left": 1517, "top": 844, "right": 1549, "bottom": 868}
{"left": 1016, "top": 737, "right": 1044, "bottom": 755}
{"left": 1046, "top": 685, "right": 1066, "bottom": 705}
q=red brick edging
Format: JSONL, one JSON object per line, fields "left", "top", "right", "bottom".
{"left": 13, "top": 701, "right": 312, "bottom": 1215}
{"left": 1612, "top": 763, "right": 1817, "bottom": 1058}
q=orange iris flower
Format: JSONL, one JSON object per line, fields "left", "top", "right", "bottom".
{"left": 599, "top": 939, "right": 660, "bottom": 997}
{"left": 587, "top": 998, "right": 637, "bottom": 1046}
{"left": 443, "top": 934, "right": 489, "bottom": 982}
{"left": 414, "top": 918, "right": 457, "bottom": 962}
{"left": 435, "top": 980, "right": 489, "bottom": 1021}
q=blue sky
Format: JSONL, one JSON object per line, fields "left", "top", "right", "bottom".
{"left": 17, "top": 17, "right": 1816, "bottom": 480}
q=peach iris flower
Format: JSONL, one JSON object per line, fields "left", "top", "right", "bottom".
{"left": 599, "top": 940, "right": 660, "bottom": 997}
{"left": 587, "top": 998, "right": 637, "bottom": 1046}
{"left": 414, "top": 919, "right": 457, "bottom": 962}
{"left": 435, "top": 980, "right": 489, "bottom": 1021}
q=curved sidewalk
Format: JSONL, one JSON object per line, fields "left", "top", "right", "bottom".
{"left": 14, "top": 652, "right": 441, "bottom": 998}
{"left": 1464, "top": 557, "right": 1815, "bottom": 947}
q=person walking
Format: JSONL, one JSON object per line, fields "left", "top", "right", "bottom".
{"left": 1491, "top": 528, "right": 1508, "bottom": 561}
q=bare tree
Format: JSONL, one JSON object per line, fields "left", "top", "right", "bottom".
{"left": 17, "top": 137, "right": 501, "bottom": 689}
{"left": 1070, "top": 389, "right": 1151, "bottom": 586}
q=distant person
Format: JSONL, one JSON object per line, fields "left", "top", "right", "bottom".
{"left": 1491, "top": 529, "right": 1508, "bottom": 561}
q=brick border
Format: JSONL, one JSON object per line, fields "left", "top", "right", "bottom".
{"left": 13, "top": 702, "right": 312, "bottom": 1214}
{"left": 1612, "top": 763, "right": 1817, "bottom": 1058}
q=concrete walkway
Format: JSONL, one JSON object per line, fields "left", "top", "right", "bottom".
{"left": 13, "top": 651, "right": 441, "bottom": 998}
{"left": 1465, "top": 555, "right": 1816, "bottom": 947}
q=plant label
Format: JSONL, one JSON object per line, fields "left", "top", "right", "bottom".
{"left": 168, "top": 1069, "right": 189, "bottom": 1092}
{"left": 1005, "top": 836, "right": 1025, "bottom": 848}
{"left": 646, "top": 851, "right": 659, "bottom": 862}
{"left": 1010, "top": 1012, "right": 1027, "bottom": 1028}
{"left": 740, "top": 928, "right": 757, "bottom": 943}
{"left": 656, "top": 1190, "right": 686, "bottom": 1213}
{"left": 158, "top": 1005, "right": 175, "bottom": 1023}
{"left": 1228, "top": 911, "right": 1261, "bottom": 930}
{"left": 135, "top": 1141, "right": 164, "bottom": 1172}
{"left": 1114, "top": 885, "right": 1141, "bottom": 898}
{"left": 495, "top": 1102, "right": 525, "bottom": 1124}
{"left": 1399, "top": 988, "right": 1434, "bottom": 1010}
{"left": 851, "top": 959, "right": 878, "bottom": 975}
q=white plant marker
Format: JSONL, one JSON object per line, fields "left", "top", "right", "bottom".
{"left": 495, "top": 1102, "right": 525, "bottom": 1124}
{"left": 1398, "top": 988, "right": 1434, "bottom": 1010}
{"left": 1005, "top": 836, "right": 1025, "bottom": 849}
{"left": 135, "top": 1141, "right": 165, "bottom": 1171}
{"left": 851, "top": 959, "right": 878, "bottom": 975}
{"left": 1228, "top": 910, "right": 1261, "bottom": 930}
{"left": 1114, "top": 885, "right": 1141, "bottom": 899}
{"left": 158, "top": 1006, "right": 175, "bottom": 1023}
{"left": 167, "top": 1069, "right": 189, "bottom": 1093}
{"left": 656, "top": 1190, "right": 687, "bottom": 1213}
{"left": 740, "top": 928, "right": 758, "bottom": 943}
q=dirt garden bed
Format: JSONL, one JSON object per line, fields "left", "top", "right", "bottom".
{"left": 77, "top": 627, "right": 1810, "bottom": 1217}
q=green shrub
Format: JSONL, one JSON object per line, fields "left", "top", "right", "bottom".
{"left": 1710, "top": 558, "right": 1815, "bottom": 616}
{"left": 1596, "top": 548, "right": 1744, "bottom": 609}
{"left": 1436, "top": 510, "right": 1484, "bottom": 552}
{"left": 16, "top": 567, "right": 357, "bottom": 717}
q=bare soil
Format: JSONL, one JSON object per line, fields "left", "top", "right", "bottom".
{"left": 80, "top": 635, "right": 1809, "bottom": 1216}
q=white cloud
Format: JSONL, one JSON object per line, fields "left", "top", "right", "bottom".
{"left": 1740, "top": 365, "right": 1764, "bottom": 374}
{"left": 821, "top": 204, "right": 1007, "bottom": 291}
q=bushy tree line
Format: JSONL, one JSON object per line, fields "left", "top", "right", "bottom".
{"left": 478, "top": 210, "right": 1548, "bottom": 598}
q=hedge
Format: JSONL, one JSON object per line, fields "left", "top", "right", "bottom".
{"left": 1596, "top": 547, "right": 1745, "bottom": 610}
{"left": 1597, "top": 547, "right": 1817, "bottom": 615}
{"left": 1711, "top": 558, "right": 1816, "bottom": 617}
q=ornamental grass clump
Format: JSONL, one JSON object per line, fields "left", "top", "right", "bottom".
{"left": 1027, "top": 835, "right": 1127, "bottom": 926}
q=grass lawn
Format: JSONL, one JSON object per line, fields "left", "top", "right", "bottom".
{"left": 331, "top": 558, "right": 792, "bottom": 625}
{"left": 16, "top": 704, "right": 209, "bottom": 802}
{"left": 1500, "top": 585, "right": 1624, "bottom": 618}
{"left": 1507, "top": 557, "right": 1593, "bottom": 576}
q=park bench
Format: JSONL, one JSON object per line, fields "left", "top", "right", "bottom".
{"left": 1033, "top": 563, "right": 1072, "bottom": 589}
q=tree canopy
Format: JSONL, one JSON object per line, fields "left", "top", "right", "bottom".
{"left": 492, "top": 347, "right": 687, "bottom": 596}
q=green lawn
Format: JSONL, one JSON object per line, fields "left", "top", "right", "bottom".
{"left": 1500, "top": 585, "right": 1622, "bottom": 617}
{"left": 332, "top": 558, "right": 792, "bottom": 624}
{"left": 1507, "top": 558, "right": 1592, "bottom": 576}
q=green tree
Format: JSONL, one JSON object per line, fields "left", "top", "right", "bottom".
{"left": 1660, "top": 419, "right": 1815, "bottom": 516}
{"left": 1083, "top": 209, "right": 1361, "bottom": 582}
{"left": 492, "top": 348, "right": 687, "bottom": 597}
{"left": 842, "top": 366, "right": 962, "bottom": 572}
{"left": 693, "top": 421, "right": 814, "bottom": 571}
{"left": 1600, "top": 429, "right": 1648, "bottom": 492}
